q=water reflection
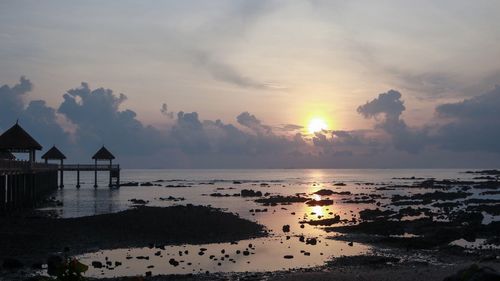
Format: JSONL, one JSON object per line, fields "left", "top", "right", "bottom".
{"left": 38, "top": 169, "right": 475, "bottom": 277}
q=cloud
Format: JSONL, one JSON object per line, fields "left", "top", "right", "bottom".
{"left": 236, "top": 111, "right": 271, "bottom": 134}
{"left": 0, "top": 77, "right": 69, "bottom": 151}
{"left": 2, "top": 77, "right": 500, "bottom": 168}
{"left": 357, "top": 89, "right": 427, "bottom": 153}
{"left": 57, "top": 82, "right": 165, "bottom": 157}
{"left": 160, "top": 103, "right": 174, "bottom": 119}
{"left": 194, "top": 51, "right": 271, "bottom": 90}
{"left": 433, "top": 86, "right": 500, "bottom": 153}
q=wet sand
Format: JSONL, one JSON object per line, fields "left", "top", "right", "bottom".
{"left": 0, "top": 206, "right": 266, "bottom": 268}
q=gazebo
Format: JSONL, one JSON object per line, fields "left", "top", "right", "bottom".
{"left": 0, "top": 122, "right": 42, "bottom": 163}
{"left": 92, "top": 146, "right": 115, "bottom": 187}
{"left": 41, "top": 146, "right": 66, "bottom": 188}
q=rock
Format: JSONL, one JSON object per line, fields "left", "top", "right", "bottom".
{"left": 243, "top": 250, "right": 250, "bottom": 256}
{"left": 2, "top": 258, "right": 23, "bottom": 270}
{"left": 306, "top": 238, "right": 317, "bottom": 245}
{"left": 129, "top": 198, "right": 149, "bottom": 205}
{"left": 91, "top": 261, "right": 103, "bottom": 268}
{"left": 283, "top": 255, "right": 294, "bottom": 259}
{"left": 241, "top": 189, "right": 263, "bottom": 197}
{"left": 306, "top": 199, "right": 334, "bottom": 206}
{"left": 443, "top": 264, "right": 500, "bottom": 281}
{"left": 282, "top": 225, "right": 290, "bottom": 233}
{"left": 169, "top": 258, "right": 179, "bottom": 266}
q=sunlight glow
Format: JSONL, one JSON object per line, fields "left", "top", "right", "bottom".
{"left": 308, "top": 118, "right": 328, "bottom": 134}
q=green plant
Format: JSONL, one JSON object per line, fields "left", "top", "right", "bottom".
{"left": 53, "top": 258, "right": 88, "bottom": 281}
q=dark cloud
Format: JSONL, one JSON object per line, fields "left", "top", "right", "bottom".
{"left": 434, "top": 86, "right": 500, "bottom": 153}
{"left": 0, "top": 76, "right": 32, "bottom": 125}
{"left": 236, "top": 112, "right": 271, "bottom": 134}
{"left": 357, "top": 90, "right": 428, "bottom": 153}
{"left": 57, "top": 82, "right": 165, "bottom": 157}
{"left": 2, "top": 77, "right": 500, "bottom": 168}
{"left": 0, "top": 77, "right": 69, "bottom": 151}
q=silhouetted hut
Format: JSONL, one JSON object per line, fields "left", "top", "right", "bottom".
{"left": 0, "top": 122, "right": 42, "bottom": 163}
{"left": 42, "top": 146, "right": 66, "bottom": 188}
{"left": 92, "top": 146, "right": 115, "bottom": 187}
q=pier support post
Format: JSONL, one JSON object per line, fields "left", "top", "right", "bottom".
{"left": 76, "top": 166, "right": 81, "bottom": 188}
{"left": 59, "top": 159, "right": 64, "bottom": 189}
{"left": 94, "top": 159, "right": 98, "bottom": 188}
{"left": 116, "top": 166, "right": 120, "bottom": 188}
{"left": 0, "top": 175, "right": 5, "bottom": 214}
{"left": 108, "top": 159, "right": 113, "bottom": 187}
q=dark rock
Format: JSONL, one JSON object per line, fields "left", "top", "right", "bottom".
{"left": 241, "top": 189, "right": 263, "bottom": 197}
{"left": 306, "top": 199, "right": 334, "bottom": 206}
{"left": 282, "top": 225, "right": 290, "bottom": 233}
{"left": 91, "top": 261, "right": 103, "bottom": 268}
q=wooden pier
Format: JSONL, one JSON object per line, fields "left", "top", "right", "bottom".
{"left": 0, "top": 160, "right": 58, "bottom": 213}
{"left": 0, "top": 122, "right": 121, "bottom": 214}
{"left": 59, "top": 163, "right": 120, "bottom": 188}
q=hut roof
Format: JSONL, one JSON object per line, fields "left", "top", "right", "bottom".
{"left": 92, "top": 146, "right": 115, "bottom": 160}
{"left": 0, "top": 150, "right": 15, "bottom": 160}
{"left": 0, "top": 123, "right": 42, "bottom": 151}
{"left": 41, "top": 146, "right": 66, "bottom": 160}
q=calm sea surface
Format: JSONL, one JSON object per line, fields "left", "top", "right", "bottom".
{"left": 38, "top": 169, "right": 489, "bottom": 277}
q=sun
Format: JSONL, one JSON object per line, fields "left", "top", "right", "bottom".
{"left": 308, "top": 118, "right": 328, "bottom": 134}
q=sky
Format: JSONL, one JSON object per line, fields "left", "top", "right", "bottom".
{"left": 1, "top": 1, "right": 500, "bottom": 168}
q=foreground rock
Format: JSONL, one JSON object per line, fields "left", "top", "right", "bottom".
{"left": 0, "top": 205, "right": 266, "bottom": 267}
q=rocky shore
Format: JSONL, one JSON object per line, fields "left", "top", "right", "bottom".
{"left": 0, "top": 205, "right": 266, "bottom": 274}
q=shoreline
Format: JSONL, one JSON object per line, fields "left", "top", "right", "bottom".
{"left": 0, "top": 205, "right": 267, "bottom": 275}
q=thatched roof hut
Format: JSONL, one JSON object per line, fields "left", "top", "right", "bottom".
{"left": 0, "top": 123, "right": 42, "bottom": 152}
{"left": 92, "top": 146, "right": 115, "bottom": 160}
{"left": 42, "top": 146, "right": 66, "bottom": 160}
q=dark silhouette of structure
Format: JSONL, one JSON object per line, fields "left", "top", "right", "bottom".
{"left": 0, "top": 123, "right": 57, "bottom": 213}
{"left": 0, "top": 122, "right": 42, "bottom": 163}
{"left": 92, "top": 146, "right": 117, "bottom": 188}
{"left": 0, "top": 122, "right": 120, "bottom": 213}
{"left": 42, "top": 146, "right": 66, "bottom": 188}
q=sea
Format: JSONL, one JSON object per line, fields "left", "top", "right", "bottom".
{"left": 37, "top": 169, "right": 497, "bottom": 278}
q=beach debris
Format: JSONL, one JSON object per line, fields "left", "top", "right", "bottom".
{"left": 283, "top": 255, "right": 294, "bottom": 259}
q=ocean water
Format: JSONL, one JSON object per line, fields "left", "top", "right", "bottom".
{"left": 38, "top": 169, "right": 489, "bottom": 277}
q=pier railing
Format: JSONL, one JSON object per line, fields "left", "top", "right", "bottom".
{"left": 0, "top": 159, "right": 58, "bottom": 174}
{"left": 61, "top": 164, "right": 120, "bottom": 171}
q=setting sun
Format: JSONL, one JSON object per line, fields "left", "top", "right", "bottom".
{"left": 308, "top": 118, "right": 328, "bottom": 134}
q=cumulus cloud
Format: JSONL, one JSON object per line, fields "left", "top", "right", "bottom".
{"left": 57, "top": 82, "right": 165, "bottom": 157}
{"left": 0, "top": 77, "right": 69, "bottom": 151}
{"left": 2, "top": 77, "right": 500, "bottom": 168}
{"left": 433, "top": 86, "right": 500, "bottom": 153}
{"left": 357, "top": 90, "right": 427, "bottom": 153}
